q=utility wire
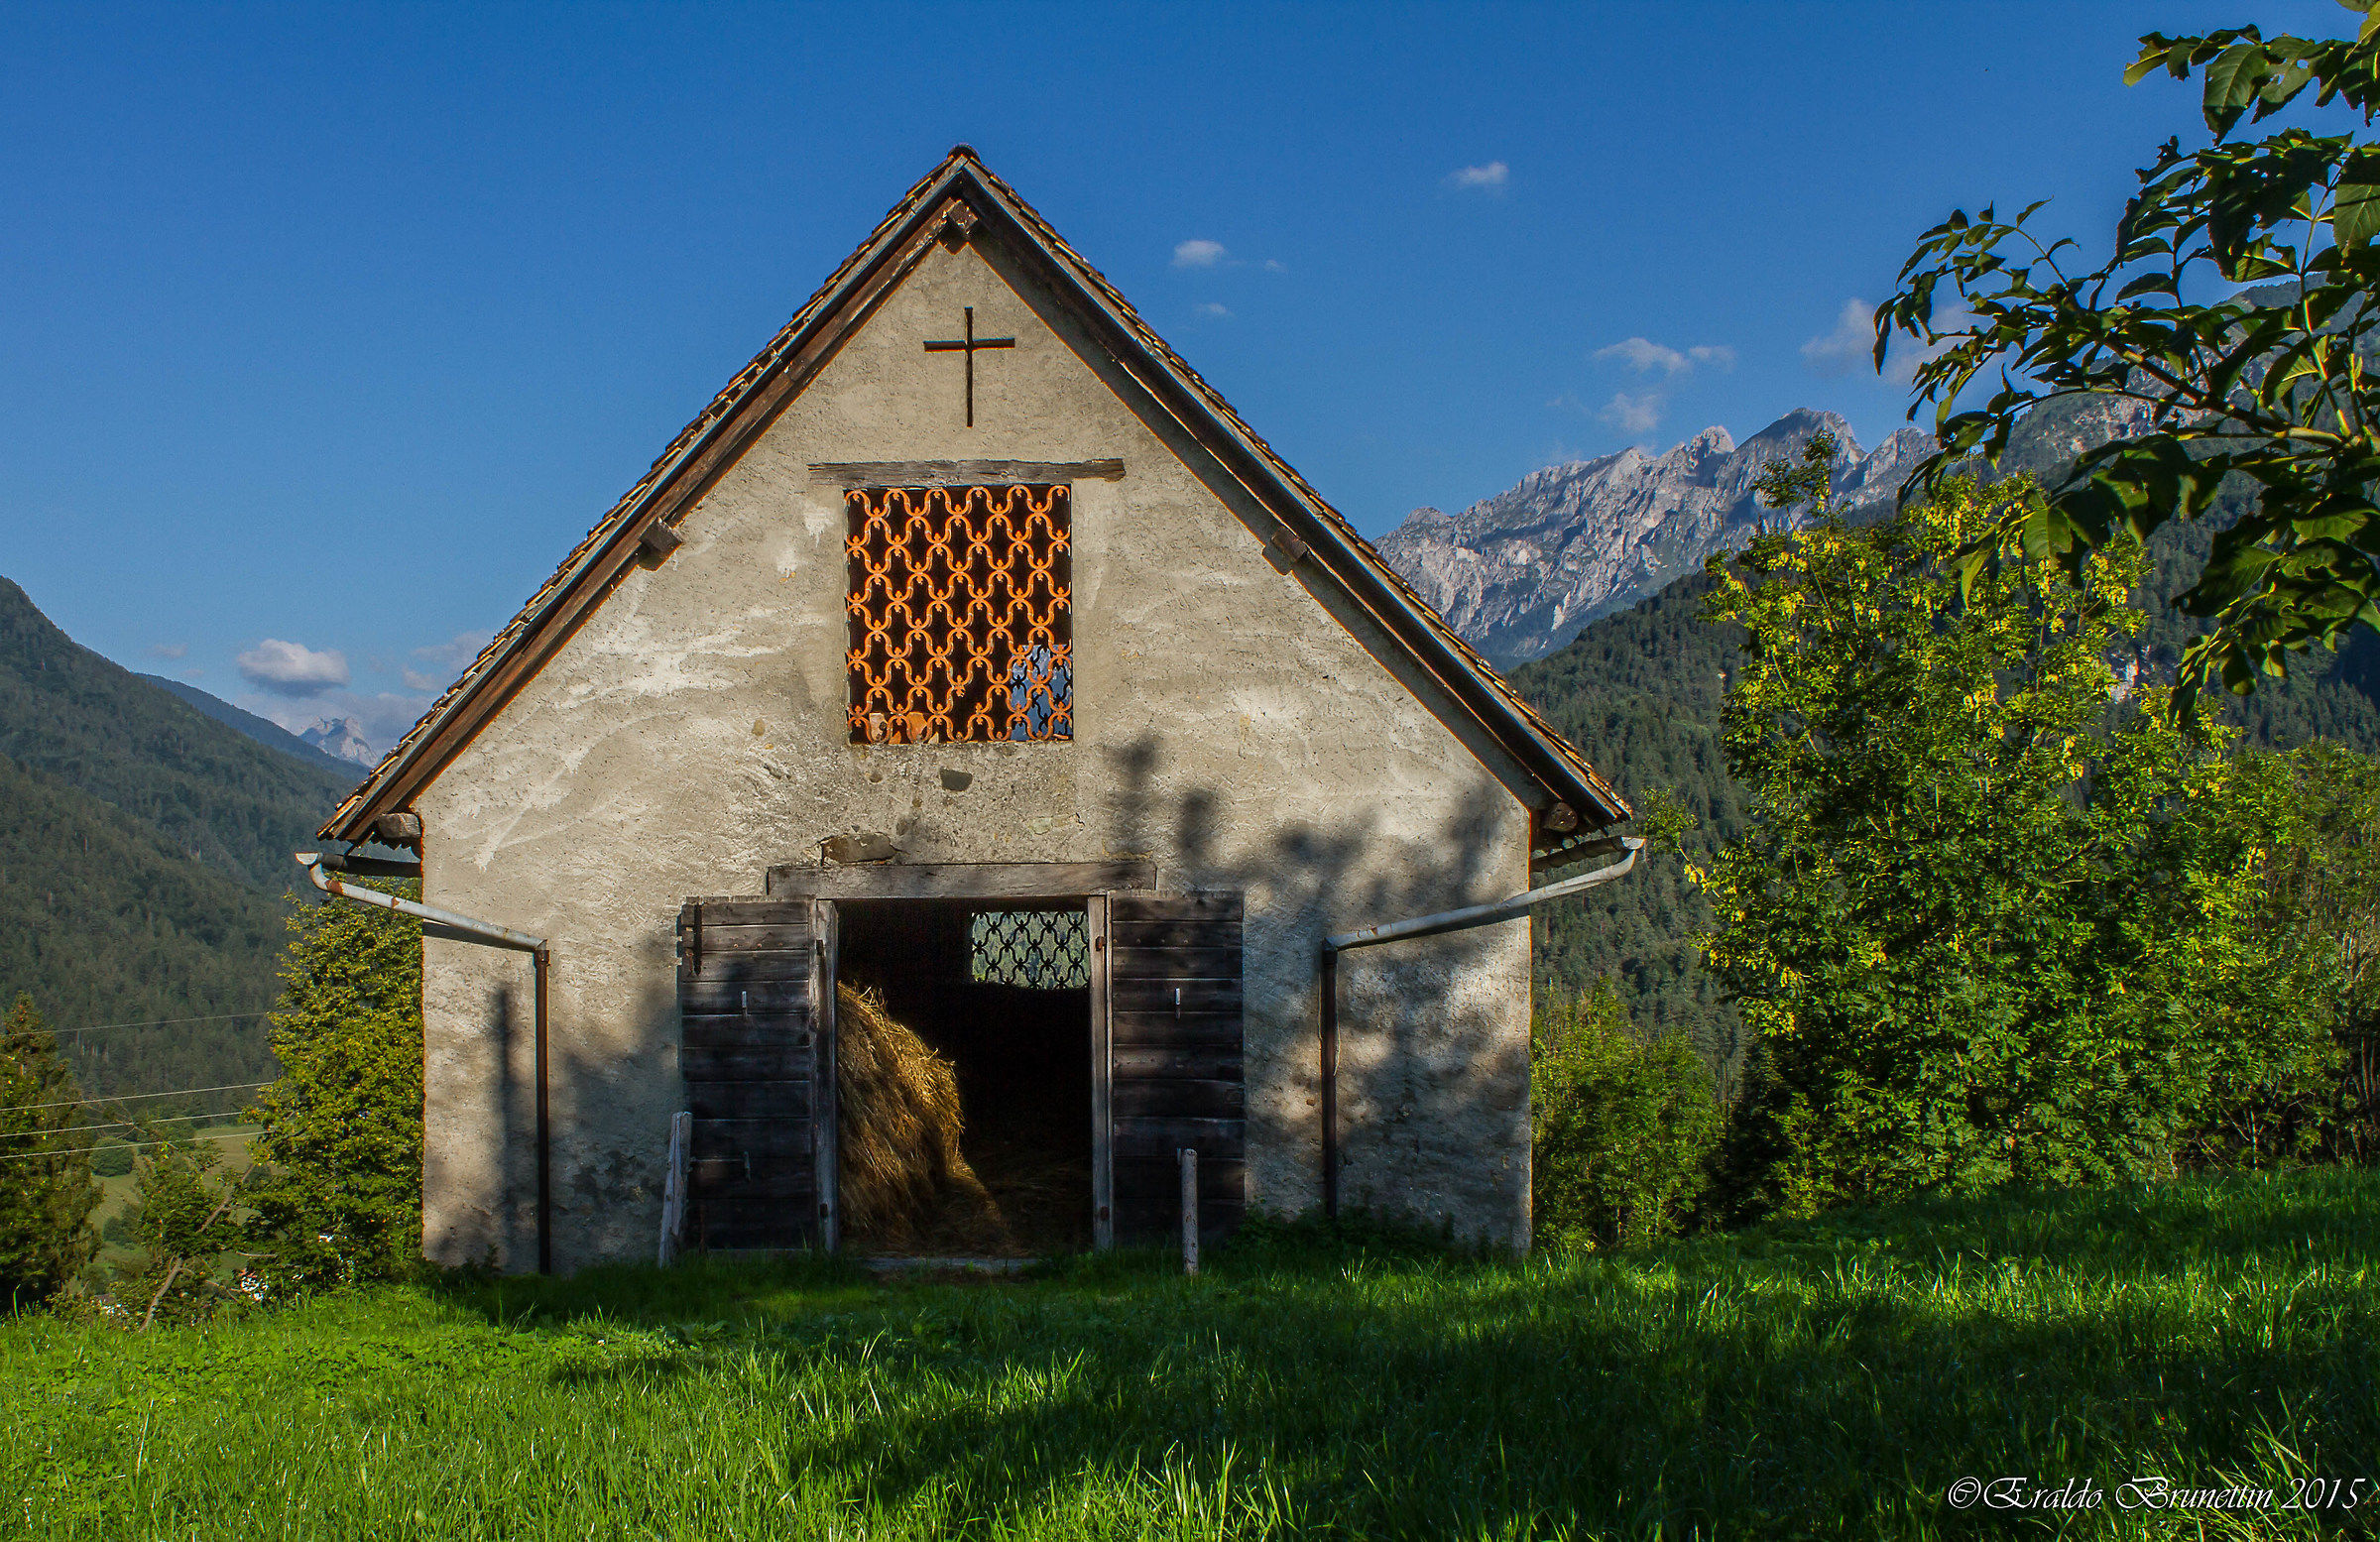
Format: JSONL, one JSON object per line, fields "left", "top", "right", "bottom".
{"left": 8, "top": 1081, "right": 269, "bottom": 1114}
{"left": 0, "top": 1127, "right": 253, "bottom": 1164}
{"left": 26, "top": 1011, "right": 276, "bottom": 1039}
{"left": 1, "top": 1111, "right": 250, "bottom": 1138}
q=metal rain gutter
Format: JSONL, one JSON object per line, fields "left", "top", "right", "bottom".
{"left": 296, "top": 853, "right": 554, "bottom": 1274}
{"left": 1315, "top": 838, "right": 1644, "bottom": 1219}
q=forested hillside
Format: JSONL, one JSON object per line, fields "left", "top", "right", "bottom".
{"left": 0, "top": 578, "right": 350, "bottom": 890}
{"left": 0, "top": 751, "right": 286, "bottom": 1099}
{"left": 0, "top": 577, "right": 354, "bottom": 1102}
{"left": 1518, "top": 511, "right": 2380, "bottom": 1091}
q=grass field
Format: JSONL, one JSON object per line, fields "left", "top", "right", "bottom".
{"left": 4, "top": 1168, "right": 2377, "bottom": 1539}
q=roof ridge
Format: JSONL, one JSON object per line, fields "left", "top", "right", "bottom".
{"left": 325, "top": 150, "right": 1625, "bottom": 845}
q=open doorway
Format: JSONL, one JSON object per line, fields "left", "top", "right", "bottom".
{"left": 833, "top": 898, "right": 1093, "bottom": 1255}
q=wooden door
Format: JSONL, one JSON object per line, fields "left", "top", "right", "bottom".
{"left": 1108, "top": 891, "right": 1245, "bottom": 1242}
{"left": 675, "top": 898, "right": 823, "bottom": 1249}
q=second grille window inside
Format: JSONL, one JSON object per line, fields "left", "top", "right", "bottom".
{"left": 845, "top": 484, "right": 1073, "bottom": 744}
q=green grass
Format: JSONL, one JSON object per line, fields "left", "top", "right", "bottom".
{"left": 5, "top": 1170, "right": 2379, "bottom": 1539}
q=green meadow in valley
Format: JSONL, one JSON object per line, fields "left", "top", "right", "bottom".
{"left": 5, "top": 1168, "right": 2376, "bottom": 1539}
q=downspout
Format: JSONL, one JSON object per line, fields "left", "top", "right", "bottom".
{"left": 296, "top": 852, "right": 554, "bottom": 1275}
{"left": 1316, "top": 837, "right": 1643, "bottom": 1219}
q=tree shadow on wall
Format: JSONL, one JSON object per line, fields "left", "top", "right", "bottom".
{"left": 1095, "top": 730, "right": 1538, "bottom": 1235}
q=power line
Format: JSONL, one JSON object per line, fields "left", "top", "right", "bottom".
{"left": 10, "top": 1081, "right": 269, "bottom": 1114}
{"left": 2, "top": 1111, "right": 249, "bottom": 1138}
{"left": 0, "top": 1127, "right": 253, "bottom": 1164}
{"left": 26, "top": 1011, "right": 276, "bottom": 1039}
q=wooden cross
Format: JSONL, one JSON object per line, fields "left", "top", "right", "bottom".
{"left": 922, "top": 306, "right": 1014, "bottom": 427}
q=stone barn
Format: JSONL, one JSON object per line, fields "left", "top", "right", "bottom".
{"left": 315, "top": 147, "right": 1630, "bottom": 1272}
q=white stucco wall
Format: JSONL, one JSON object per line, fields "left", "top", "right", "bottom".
{"left": 414, "top": 236, "right": 1541, "bottom": 1270}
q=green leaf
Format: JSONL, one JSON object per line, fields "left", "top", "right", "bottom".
{"left": 2202, "top": 42, "right": 2271, "bottom": 136}
{"left": 2336, "top": 146, "right": 2380, "bottom": 247}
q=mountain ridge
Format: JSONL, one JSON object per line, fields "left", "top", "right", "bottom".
{"left": 0, "top": 576, "right": 352, "bottom": 891}
{"left": 1378, "top": 410, "right": 1933, "bottom": 666}
{"left": 140, "top": 674, "right": 359, "bottom": 774}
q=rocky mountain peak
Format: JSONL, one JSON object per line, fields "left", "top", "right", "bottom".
{"left": 1376, "top": 410, "right": 1932, "bottom": 665}
{"left": 298, "top": 716, "right": 376, "bottom": 767}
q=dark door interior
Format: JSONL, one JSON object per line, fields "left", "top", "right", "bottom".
{"left": 834, "top": 898, "right": 1094, "bottom": 1255}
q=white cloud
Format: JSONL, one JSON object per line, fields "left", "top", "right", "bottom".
{"left": 1172, "top": 239, "right": 1228, "bottom": 269}
{"left": 148, "top": 642, "right": 186, "bottom": 659}
{"left": 401, "top": 667, "right": 443, "bottom": 691}
{"left": 235, "top": 638, "right": 350, "bottom": 696}
{"left": 1197, "top": 301, "right": 1232, "bottom": 319}
{"left": 413, "top": 631, "right": 492, "bottom": 669}
{"left": 1263, "top": 259, "right": 1287, "bottom": 273}
{"left": 1448, "top": 161, "right": 1509, "bottom": 190}
{"left": 1801, "top": 298, "right": 1876, "bottom": 377}
{"left": 1600, "top": 391, "right": 1664, "bottom": 434}
{"left": 1595, "top": 337, "right": 1736, "bottom": 377}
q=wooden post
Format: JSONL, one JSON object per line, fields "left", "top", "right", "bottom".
{"left": 1179, "top": 1146, "right": 1199, "bottom": 1275}
{"left": 1088, "top": 893, "right": 1114, "bottom": 1251}
{"left": 657, "top": 1111, "right": 690, "bottom": 1266}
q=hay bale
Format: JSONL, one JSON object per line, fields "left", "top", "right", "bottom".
{"left": 835, "top": 983, "right": 1010, "bottom": 1251}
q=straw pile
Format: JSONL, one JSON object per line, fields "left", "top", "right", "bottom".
{"left": 835, "top": 983, "right": 1010, "bottom": 1251}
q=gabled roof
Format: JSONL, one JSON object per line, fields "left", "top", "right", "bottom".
{"left": 322, "top": 147, "right": 1628, "bottom": 854}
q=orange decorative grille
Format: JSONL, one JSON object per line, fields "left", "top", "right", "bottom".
{"left": 846, "top": 484, "right": 1073, "bottom": 744}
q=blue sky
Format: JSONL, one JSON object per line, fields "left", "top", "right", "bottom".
{"left": 0, "top": 1, "right": 2354, "bottom": 748}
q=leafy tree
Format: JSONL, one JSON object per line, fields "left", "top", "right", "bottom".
{"left": 242, "top": 884, "right": 422, "bottom": 1290}
{"left": 1882, "top": 6, "right": 2380, "bottom": 707}
{"left": 1531, "top": 981, "right": 1722, "bottom": 1251}
{"left": 1700, "top": 451, "right": 2328, "bottom": 1216}
{"left": 114, "top": 1128, "right": 245, "bottom": 1328}
{"left": 2213, "top": 740, "right": 2380, "bottom": 1163}
{"left": 0, "top": 995, "right": 98, "bottom": 1310}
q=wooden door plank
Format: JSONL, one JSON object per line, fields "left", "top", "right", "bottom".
{"left": 1110, "top": 918, "right": 1243, "bottom": 950}
{"left": 1113, "top": 1079, "right": 1244, "bottom": 1120}
{"left": 1111, "top": 892, "right": 1243, "bottom": 923}
{"left": 687, "top": 1079, "right": 815, "bottom": 1122}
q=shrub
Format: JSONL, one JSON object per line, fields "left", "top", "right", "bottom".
{"left": 88, "top": 1142, "right": 133, "bottom": 1179}
{"left": 112, "top": 1130, "right": 245, "bottom": 1328}
{"left": 2190, "top": 742, "right": 2380, "bottom": 1169}
{"left": 1531, "top": 982, "right": 1722, "bottom": 1251}
{"left": 1701, "top": 464, "right": 2331, "bottom": 1215}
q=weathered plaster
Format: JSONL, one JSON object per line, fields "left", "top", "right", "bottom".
{"left": 416, "top": 238, "right": 1540, "bottom": 1271}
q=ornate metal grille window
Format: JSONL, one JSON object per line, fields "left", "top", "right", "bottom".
{"left": 846, "top": 484, "right": 1073, "bottom": 744}
{"left": 969, "top": 909, "right": 1090, "bottom": 990}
